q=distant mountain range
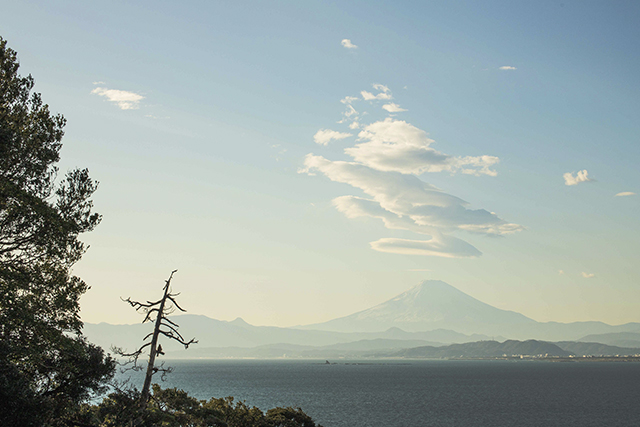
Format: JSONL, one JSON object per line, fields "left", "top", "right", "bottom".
{"left": 84, "top": 279, "right": 640, "bottom": 358}
{"left": 298, "top": 280, "right": 640, "bottom": 341}
{"left": 84, "top": 314, "right": 490, "bottom": 354}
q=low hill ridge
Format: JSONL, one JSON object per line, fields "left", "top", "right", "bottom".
{"left": 397, "top": 340, "right": 571, "bottom": 358}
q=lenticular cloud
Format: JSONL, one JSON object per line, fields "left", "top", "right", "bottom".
{"left": 301, "top": 85, "right": 523, "bottom": 257}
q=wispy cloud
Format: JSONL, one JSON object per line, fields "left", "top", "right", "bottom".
{"left": 302, "top": 154, "right": 521, "bottom": 256}
{"left": 341, "top": 96, "right": 358, "bottom": 104}
{"left": 313, "top": 129, "right": 352, "bottom": 146}
{"left": 370, "top": 235, "right": 482, "bottom": 258}
{"left": 563, "top": 170, "right": 593, "bottom": 186}
{"left": 345, "top": 118, "right": 499, "bottom": 176}
{"left": 341, "top": 39, "right": 358, "bottom": 49}
{"left": 382, "top": 103, "right": 407, "bottom": 113}
{"left": 300, "top": 85, "right": 522, "bottom": 257}
{"left": 582, "top": 272, "right": 596, "bottom": 279}
{"left": 499, "top": 66, "right": 517, "bottom": 70}
{"left": 615, "top": 191, "right": 636, "bottom": 197}
{"left": 361, "top": 84, "right": 392, "bottom": 101}
{"left": 340, "top": 104, "right": 358, "bottom": 119}
{"left": 91, "top": 87, "right": 144, "bottom": 110}
{"left": 362, "top": 90, "right": 392, "bottom": 101}
{"left": 455, "top": 155, "right": 500, "bottom": 177}
{"left": 559, "top": 270, "right": 565, "bottom": 275}
{"left": 372, "top": 84, "right": 390, "bottom": 93}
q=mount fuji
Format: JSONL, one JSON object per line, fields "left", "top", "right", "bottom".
{"left": 300, "top": 280, "right": 535, "bottom": 336}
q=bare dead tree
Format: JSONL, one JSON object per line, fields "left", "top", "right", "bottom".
{"left": 117, "top": 270, "right": 197, "bottom": 406}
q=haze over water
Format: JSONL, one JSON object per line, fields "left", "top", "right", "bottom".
{"left": 118, "top": 360, "right": 640, "bottom": 427}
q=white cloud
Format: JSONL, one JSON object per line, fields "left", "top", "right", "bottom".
{"left": 370, "top": 236, "right": 482, "bottom": 258}
{"left": 337, "top": 104, "right": 359, "bottom": 122}
{"left": 361, "top": 84, "right": 393, "bottom": 101}
{"left": 341, "top": 96, "right": 358, "bottom": 104}
{"left": 563, "top": 170, "right": 593, "bottom": 186}
{"left": 372, "top": 84, "right": 390, "bottom": 93}
{"left": 345, "top": 118, "right": 499, "bottom": 176}
{"left": 332, "top": 195, "right": 437, "bottom": 235}
{"left": 91, "top": 87, "right": 144, "bottom": 110}
{"left": 382, "top": 103, "right": 407, "bottom": 113}
{"left": 499, "top": 66, "right": 517, "bottom": 70}
{"left": 341, "top": 39, "right": 358, "bottom": 49}
{"left": 303, "top": 155, "right": 522, "bottom": 236}
{"left": 454, "top": 155, "right": 500, "bottom": 177}
{"left": 92, "top": 81, "right": 105, "bottom": 85}
{"left": 301, "top": 86, "right": 521, "bottom": 257}
{"left": 559, "top": 270, "right": 564, "bottom": 275}
{"left": 582, "top": 272, "right": 596, "bottom": 279}
{"left": 313, "top": 129, "right": 352, "bottom": 146}
{"left": 348, "top": 119, "right": 449, "bottom": 174}
{"left": 343, "top": 105, "right": 358, "bottom": 117}
{"left": 361, "top": 90, "right": 392, "bottom": 101}
{"left": 615, "top": 191, "right": 636, "bottom": 197}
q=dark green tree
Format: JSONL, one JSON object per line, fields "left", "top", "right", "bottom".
{"left": 86, "top": 384, "right": 323, "bottom": 427}
{"left": 0, "top": 36, "right": 115, "bottom": 426}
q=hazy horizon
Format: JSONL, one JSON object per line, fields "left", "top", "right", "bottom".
{"left": 2, "top": 1, "right": 639, "bottom": 328}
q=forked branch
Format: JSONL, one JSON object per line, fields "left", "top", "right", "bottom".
{"left": 114, "top": 270, "right": 197, "bottom": 406}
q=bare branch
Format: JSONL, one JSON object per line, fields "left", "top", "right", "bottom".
{"left": 163, "top": 317, "right": 180, "bottom": 328}
{"left": 183, "top": 338, "right": 198, "bottom": 349}
{"left": 166, "top": 295, "right": 187, "bottom": 312}
{"left": 112, "top": 342, "right": 153, "bottom": 370}
{"left": 122, "top": 297, "right": 148, "bottom": 308}
{"left": 161, "top": 327, "right": 185, "bottom": 342}
{"left": 157, "top": 329, "right": 176, "bottom": 340}
{"left": 120, "top": 269, "right": 194, "bottom": 407}
{"left": 160, "top": 322, "right": 183, "bottom": 339}
{"left": 156, "top": 329, "right": 197, "bottom": 348}
{"left": 142, "top": 308, "right": 160, "bottom": 324}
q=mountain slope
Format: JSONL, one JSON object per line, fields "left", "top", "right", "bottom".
{"left": 301, "top": 280, "right": 535, "bottom": 335}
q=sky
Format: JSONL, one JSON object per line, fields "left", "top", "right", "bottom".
{"left": 2, "top": 0, "right": 639, "bottom": 327}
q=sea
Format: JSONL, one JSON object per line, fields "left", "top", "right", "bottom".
{"left": 115, "top": 359, "right": 640, "bottom": 427}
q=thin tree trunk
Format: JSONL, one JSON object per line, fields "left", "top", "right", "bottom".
{"left": 139, "top": 280, "right": 170, "bottom": 405}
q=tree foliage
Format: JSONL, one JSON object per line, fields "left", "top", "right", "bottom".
{"left": 0, "top": 36, "right": 114, "bottom": 426}
{"left": 74, "top": 384, "right": 323, "bottom": 427}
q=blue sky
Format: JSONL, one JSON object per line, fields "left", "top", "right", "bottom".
{"left": 2, "top": 0, "right": 639, "bottom": 326}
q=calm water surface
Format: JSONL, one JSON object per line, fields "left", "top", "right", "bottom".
{"left": 117, "top": 360, "right": 640, "bottom": 427}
